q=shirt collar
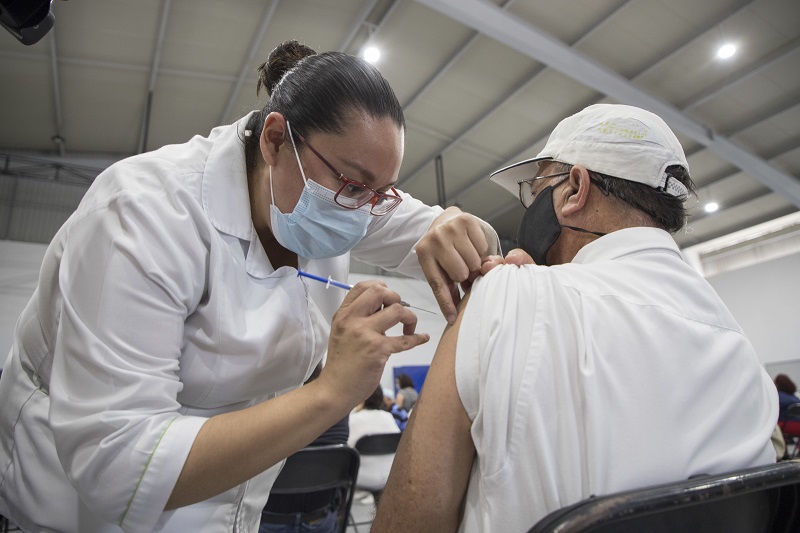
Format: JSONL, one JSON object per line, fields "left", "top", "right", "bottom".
{"left": 201, "top": 112, "right": 257, "bottom": 242}
{"left": 571, "top": 227, "right": 683, "bottom": 265}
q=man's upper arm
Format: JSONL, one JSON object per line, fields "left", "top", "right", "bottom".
{"left": 373, "top": 294, "right": 475, "bottom": 533}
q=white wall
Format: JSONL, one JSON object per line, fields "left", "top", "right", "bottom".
{"left": 0, "top": 240, "right": 47, "bottom": 364}
{"left": 705, "top": 251, "right": 800, "bottom": 372}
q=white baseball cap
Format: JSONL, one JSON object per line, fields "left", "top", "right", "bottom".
{"left": 490, "top": 104, "right": 690, "bottom": 199}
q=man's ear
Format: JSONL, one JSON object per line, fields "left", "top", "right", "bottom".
{"left": 560, "top": 165, "right": 592, "bottom": 217}
{"left": 260, "top": 112, "right": 288, "bottom": 167}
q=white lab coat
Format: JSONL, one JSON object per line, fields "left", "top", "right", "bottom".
{"left": 0, "top": 113, "right": 443, "bottom": 532}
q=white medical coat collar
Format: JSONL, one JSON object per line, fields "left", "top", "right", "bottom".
{"left": 201, "top": 112, "right": 278, "bottom": 278}
{"left": 571, "top": 227, "right": 683, "bottom": 265}
{"left": 202, "top": 112, "right": 256, "bottom": 242}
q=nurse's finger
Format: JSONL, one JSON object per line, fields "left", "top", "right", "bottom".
{"left": 384, "top": 332, "right": 431, "bottom": 354}
{"left": 368, "top": 302, "right": 420, "bottom": 336}
{"left": 455, "top": 219, "right": 490, "bottom": 275}
{"left": 480, "top": 255, "right": 505, "bottom": 275}
{"left": 460, "top": 268, "right": 482, "bottom": 293}
{"left": 341, "top": 281, "right": 400, "bottom": 315}
{"left": 419, "top": 260, "right": 458, "bottom": 325}
{"left": 341, "top": 280, "right": 386, "bottom": 301}
{"left": 431, "top": 221, "right": 486, "bottom": 283}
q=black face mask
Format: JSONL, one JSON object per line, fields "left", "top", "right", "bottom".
{"left": 517, "top": 183, "right": 606, "bottom": 265}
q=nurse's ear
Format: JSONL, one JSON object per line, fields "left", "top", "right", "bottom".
{"left": 260, "top": 112, "right": 288, "bottom": 166}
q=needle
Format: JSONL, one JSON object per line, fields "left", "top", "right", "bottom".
{"left": 297, "top": 269, "right": 437, "bottom": 315}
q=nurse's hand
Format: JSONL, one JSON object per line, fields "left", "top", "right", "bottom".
{"left": 417, "top": 207, "right": 499, "bottom": 324}
{"left": 322, "top": 281, "right": 430, "bottom": 407}
{"left": 480, "top": 248, "right": 536, "bottom": 275}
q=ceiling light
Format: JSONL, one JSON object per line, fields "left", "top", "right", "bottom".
{"left": 716, "top": 43, "right": 736, "bottom": 59}
{"left": 704, "top": 202, "right": 719, "bottom": 213}
{"left": 363, "top": 46, "right": 380, "bottom": 63}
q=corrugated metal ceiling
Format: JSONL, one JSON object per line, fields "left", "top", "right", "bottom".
{"left": 0, "top": 0, "right": 798, "bottom": 250}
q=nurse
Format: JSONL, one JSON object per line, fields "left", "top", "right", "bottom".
{"left": 0, "top": 40, "right": 498, "bottom": 532}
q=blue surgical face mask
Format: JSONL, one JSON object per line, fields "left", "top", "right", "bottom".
{"left": 268, "top": 122, "right": 372, "bottom": 259}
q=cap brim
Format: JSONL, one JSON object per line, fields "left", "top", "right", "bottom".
{"left": 489, "top": 156, "right": 553, "bottom": 198}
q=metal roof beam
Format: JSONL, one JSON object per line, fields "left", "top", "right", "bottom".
{"left": 402, "top": 0, "right": 519, "bottom": 111}
{"left": 137, "top": 0, "right": 172, "bottom": 154}
{"left": 48, "top": 28, "right": 65, "bottom": 157}
{"left": 218, "top": 0, "right": 280, "bottom": 126}
{"left": 697, "top": 134, "right": 800, "bottom": 192}
{"left": 338, "top": 0, "right": 380, "bottom": 52}
{"left": 398, "top": 0, "right": 632, "bottom": 189}
{"left": 362, "top": 0, "right": 403, "bottom": 51}
{"left": 720, "top": 92, "right": 800, "bottom": 136}
{"left": 416, "top": 0, "right": 800, "bottom": 207}
{"left": 448, "top": 0, "right": 758, "bottom": 204}
{"left": 682, "top": 35, "right": 800, "bottom": 112}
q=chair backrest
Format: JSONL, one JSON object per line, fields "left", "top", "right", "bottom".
{"left": 352, "top": 432, "right": 403, "bottom": 499}
{"left": 354, "top": 432, "right": 402, "bottom": 456}
{"left": 268, "top": 444, "right": 360, "bottom": 533}
{"left": 528, "top": 460, "right": 800, "bottom": 533}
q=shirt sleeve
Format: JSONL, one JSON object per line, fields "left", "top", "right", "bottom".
{"left": 48, "top": 171, "right": 210, "bottom": 532}
{"left": 350, "top": 190, "right": 443, "bottom": 280}
{"left": 455, "top": 265, "right": 542, "bottom": 478}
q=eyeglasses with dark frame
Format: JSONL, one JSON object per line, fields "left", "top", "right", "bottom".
{"left": 516, "top": 170, "right": 571, "bottom": 208}
{"left": 295, "top": 132, "right": 403, "bottom": 216}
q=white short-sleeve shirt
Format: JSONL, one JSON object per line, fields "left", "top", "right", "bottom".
{"left": 455, "top": 227, "right": 777, "bottom": 533}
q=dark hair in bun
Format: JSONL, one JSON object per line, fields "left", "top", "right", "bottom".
{"left": 256, "top": 40, "right": 316, "bottom": 97}
{"left": 243, "top": 39, "right": 405, "bottom": 174}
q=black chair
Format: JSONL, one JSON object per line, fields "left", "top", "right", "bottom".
{"left": 261, "top": 444, "right": 359, "bottom": 533}
{"left": 528, "top": 460, "right": 800, "bottom": 533}
{"left": 349, "top": 432, "right": 403, "bottom": 532}
{"left": 355, "top": 431, "right": 403, "bottom": 456}
{"left": 354, "top": 432, "right": 403, "bottom": 499}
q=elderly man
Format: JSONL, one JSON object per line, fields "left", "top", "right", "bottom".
{"left": 372, "top": 104, "right": 777, "bottom": 533}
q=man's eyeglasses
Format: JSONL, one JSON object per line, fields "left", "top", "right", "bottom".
{"left": 516, "top": 170, "right": 571, "bottom": 208}
{"left": 296, "top": 132, "right": 403, "bottom": 216}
